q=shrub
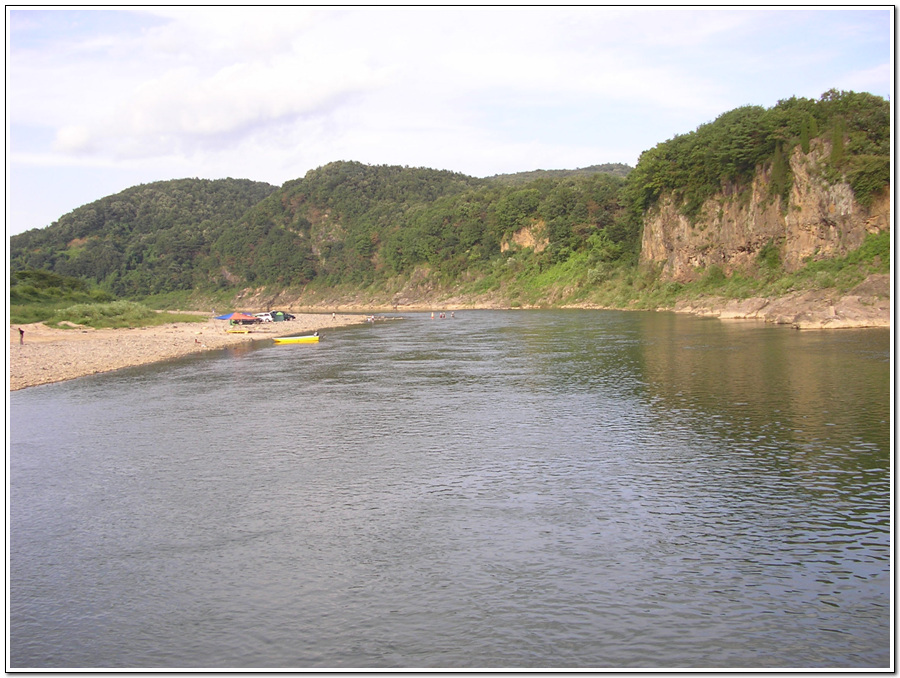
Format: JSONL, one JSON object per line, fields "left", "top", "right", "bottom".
{"left": 48, "top": 301, "right": 156, "bottom": 328}
{"left": 757, "top": 239, "right": 781, "bottom": 270}
{"left": 846, "top": 155, "right": 890, "bottom": 207}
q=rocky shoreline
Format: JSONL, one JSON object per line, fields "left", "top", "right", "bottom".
{"left": 668, "top": 274, "right": 891, "bottom": 329}
{"left": 8, "top": 313, "right": 366, "bottom": 391}
{"left": 283, "top": 275, "right": 891, "bottom": 329}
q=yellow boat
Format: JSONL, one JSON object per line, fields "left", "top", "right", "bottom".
{"left": 273, "top": 334, "right": 319, "bottom": 344}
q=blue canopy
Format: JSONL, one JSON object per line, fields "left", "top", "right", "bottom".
{"left": 215, "top": 312, "right": 256, "bottom": 320}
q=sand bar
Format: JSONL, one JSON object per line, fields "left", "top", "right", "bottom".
{"left": 8, "top": 313, "right": 366, "bottom": 391}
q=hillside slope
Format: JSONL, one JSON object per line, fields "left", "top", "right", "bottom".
{"left": 10, "top": 178, "right": 278, "bottom": 295}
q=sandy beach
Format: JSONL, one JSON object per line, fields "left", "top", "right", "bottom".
{"left": 8, "top": 313, "right": 367, "bottom": 391}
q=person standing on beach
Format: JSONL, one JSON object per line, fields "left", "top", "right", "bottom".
{"left": 18, "top": 328, "right": 24, "bottom": 344}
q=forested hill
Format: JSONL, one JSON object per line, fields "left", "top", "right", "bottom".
{"left": 10, "top": 160, "right": 635, "bottom": 296}
{"left": 9, "top": 90, "right": 890, "bottom": 305}
{"left": 487, "top": 163, "right": 633, "bottom": 184}
{"left": 11, "top": 178, "right": 278, "bottom": 295}
{"left": 211, "top": 160, "right": 632, "bottom": 290}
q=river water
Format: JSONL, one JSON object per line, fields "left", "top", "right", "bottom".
{"left": 8, "top": 310, "right": 892, "bottom": 669}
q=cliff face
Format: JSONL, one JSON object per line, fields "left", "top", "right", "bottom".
{"left": 639, "top": 142, "right": 890, "bottom": 282}
{"left": 500, "top": 222, "right": 548, "bottom": 253}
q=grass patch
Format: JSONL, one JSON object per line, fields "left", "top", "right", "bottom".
{"left": 10, "top": 303, "right": 68, "bottom": 325}
{"left": 10, "top": 268, "right": 122, "bottom": 324}
{"left": 45, "top": 301, "right": 206, "bottom": 329}
{"left": 755, "top": 230, "right": 889, "bottom": 295}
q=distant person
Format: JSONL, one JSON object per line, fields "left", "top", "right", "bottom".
{"left": 332, "top": 312, "right": 336, "bottom": 320}
{"left": 18, "top": 327, "right": 24, "bottom": 344}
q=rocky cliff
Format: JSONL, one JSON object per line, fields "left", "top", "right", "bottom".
{"left": 639, "top": 140, "right": 890, "bottom": 282}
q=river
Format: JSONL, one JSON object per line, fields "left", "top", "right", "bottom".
{"left": 8, "top": 310, "right": 891, "bottom": 669}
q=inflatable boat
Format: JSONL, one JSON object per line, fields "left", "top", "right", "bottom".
{"left": 273, "top": 334, "right": 319, "bottom": 344}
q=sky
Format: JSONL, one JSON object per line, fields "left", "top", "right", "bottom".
{"left": 6, "top": 6, "right": 893, "bottom": 236}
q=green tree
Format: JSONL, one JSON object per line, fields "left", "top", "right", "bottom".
{"left": 831, "top": 117, "right": 846, "bottom": 166}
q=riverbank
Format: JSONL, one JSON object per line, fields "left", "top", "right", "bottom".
{"left": 666, "top": 273, "right": 891, "bottom": 329}
{"left": 8, "top": 275, "right": 890, "bottom": 391}
{"left": 284, "top": 274, "right": 891, "bottom": 329}
{"left": 8, "top": 313, "right": 366, "bottom": 391}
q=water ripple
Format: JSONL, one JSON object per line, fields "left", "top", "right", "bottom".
{"left": 9, "top": 311, "right": 890, "bottom": 669}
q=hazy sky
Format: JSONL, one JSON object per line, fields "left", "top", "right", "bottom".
{"left": 6, "top": 7, "right": 893, "bottom": 235}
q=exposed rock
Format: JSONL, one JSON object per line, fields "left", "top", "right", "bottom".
{"left": 640, "top": 140, "right": 890, "bottom": 282}
{"left": 671, "top": 274, "right": 890, "bottom": 329}
{"left": 501, "top": 221, "right": 548, "bottom": 253}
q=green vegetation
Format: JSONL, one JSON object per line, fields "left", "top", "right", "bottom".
{"left": 10, "top": 268, "right": 204, "bottom": 327}
{"left": 9, "top": 161, "right": 637, "bottom": 298}
{"left": 627, "top": 89, "right": 889, "bottom": 220}
{"left": 8, "top": 91, "right": 889, "bottom": 315}
{"left": 44, "top": 301, "right": 204, "bottom": 329}
{"left": 460, "top": 228, "right": 889, "bottom": 312}
{"left": 487, "top": 163, "right": 632, "bottom": 185}
{"left": 135, "top": 288, "right": 238, "bottom": 312}
{"left": 10, "top": 178, "right": 277, "bottom": 296}
{"left": 781, "top": 229, "right": 890, "bottom": 292}
{"left": 10, "top": 268, "right": 111, "bottom": 304}
{"left": 10, "top": 269, "right": 116, "bottom": 324}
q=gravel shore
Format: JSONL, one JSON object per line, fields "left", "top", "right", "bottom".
{"left": 8, "top": 313, "right": 366, "bottom": 391}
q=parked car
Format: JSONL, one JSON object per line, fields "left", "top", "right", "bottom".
{"left": 254, "top": 312, "right": 273, "bottom": 323}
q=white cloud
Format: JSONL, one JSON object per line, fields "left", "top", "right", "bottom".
{"left": 13, "top": 10, "right": 389, "bottom": 163}
{"left": 12, "top": 8, "right": 743, "bottom": 166}
{"left": 7, "top": 7, "right": 893, "bottom": 235}
{"left": 142, "top": 7, "right": 316, "bottom": 57}
{"left": 53, "top": 125, "right": 93, "bottom": 152}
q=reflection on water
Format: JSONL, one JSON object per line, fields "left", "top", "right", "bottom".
{"left": 9, "top": 311, "right": 890, "bottom": 669}
{"left": 636, "top": 313, "right": 889, "bottom": 449}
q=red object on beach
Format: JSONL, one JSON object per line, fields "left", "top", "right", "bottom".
{"left": 216, "top": 312, "right": 261, "bottom": 325}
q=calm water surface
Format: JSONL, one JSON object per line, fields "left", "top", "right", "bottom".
{"left": 9, "top": 311, "right": 891, "bottom": 668}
